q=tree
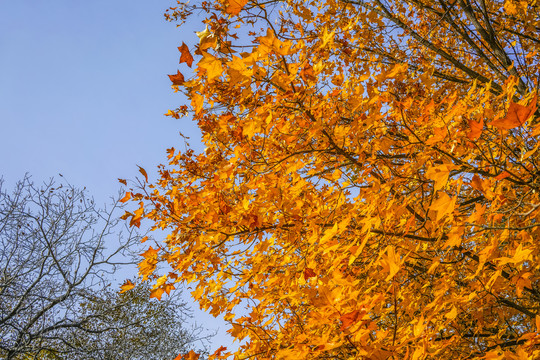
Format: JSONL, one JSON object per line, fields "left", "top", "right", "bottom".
{"left": 129, "top": 0, "right": 539, "bottom": 358}
{"left": 0, "top": 176, "right": 208, "bottom": 359}
{"left": 64, "top": 282, "right": 211, "bottom": 360}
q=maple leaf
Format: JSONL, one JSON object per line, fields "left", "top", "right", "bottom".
{"left": 340, "top": 309, "right": 363, "bottom": 330}
{"left": 150, "top": 287, "right": 165, "bottom": 300}
{"left": 431, "top": 192, "right": 456, "bottom": 222}
{"left": 195, "top": 25, "right": 217, "bottom": 51}
{"left": 129, "top": 203, "right": 144, "bottom": 228}
{"left": 184, "top": 350, "right": 200, "bottom": 360}
{"left": 119, "top": 280, "right": 135, "bottom": 293}
{"left": 467, "top": 117, "right": 484, "bottom": 140}
{"left": 425, "top": 164, "right": 456, "bottom": 191}
{"left": 213, "top": 346, "right": 227, "bottom": 357}
{"left": 140, "top": 246, "right": 159, "bottom": 258}
{"left": 168, "top": 70, "right": 185, "bottom": 85}
{"left": 225, "top": 0, "right": 248, "bottom": 15}
{"left": 303, "top": 268, "right": 316, "bottom": 280}
{"left": 196, "top": 25, "right": 211, "bottom": 44}
{"left": 445, "top": 306, "right": 458, "bottom": 320}
{"left": 300, "top": 63, "right": 316, "bottom": 82}
{"left": 489, "top": 95, "right": 538, "bottom": 129}
{"left": 119, "top": 191, "right": 131, "bottom": 203}
{"left": 178, "top": 42, "right": 194, "bottom": 67}
{"left": 197, "top": 52, "right": 223, "bottom": 82}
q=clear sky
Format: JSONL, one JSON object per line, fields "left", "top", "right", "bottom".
{"left": 0, "top": 0, "right": 233, "bottom": 353}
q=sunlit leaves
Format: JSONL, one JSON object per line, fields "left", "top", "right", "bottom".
{"left": 139, "top": 246, "right": 159, "bottom": 280}
{"left": 197, "top": 52, "right": 223, "bottom": 82}
{"left": 489, "top": 94, "right": 538, "bottom": 129}
{"left": 128, "top": 0, "right": 540, "bottom": 358}
{"left": 425, "top": 164, "right": 456, "bottom": 191}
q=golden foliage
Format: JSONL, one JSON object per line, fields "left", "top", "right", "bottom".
{"left": 131, "top": 0, "right": 540, "bottom": 358}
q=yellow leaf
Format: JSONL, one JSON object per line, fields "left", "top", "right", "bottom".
{"left": 198, "top": 52, "right": 223, "bottom": 82}
{"left": 425, "top": 164, "right": 456, "bottom": 191}
{"left": 413, "top": 315, "right": 425, "bottom": 336}
{"left": 196, "top": 25, "right": 211, "bottom": 44}
{"left": 257, "top": 28, "right": 293, "bottom": 56}
{"left": 445, "top": 306, "right": 458, "bottom": 320}
{"left": 382, "top": 246, "right": 401, "bottom": 280}
{"left": 431, "top": 192, "right": 456, "bottom": 222}
{"left": 387, "top": 63, "right": 408, "bottom": 78}
{"left": 191, "top": 93, "right": 204, "bottom": 114}
{"left": 504, "top": 0, "right": 518, "bottom": 14}
{"left": 319, "top": 27, "right": 335, "bottom": 48}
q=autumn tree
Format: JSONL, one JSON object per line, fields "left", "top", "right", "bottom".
{"left": 128, "top": 0, "right": 540, "bottom": 358}
{"left": 0, "top": 176, "right": 208, "bottom": 359}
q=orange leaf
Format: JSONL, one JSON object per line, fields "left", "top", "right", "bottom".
{"left": 431, "top": 192, "right": 456, "bottom": 222}
{"left": 300, "top": 63, "right": 316, "bottom": 82}
{"left": 212, "top": 346, "right": 228, "bottom": 357}
{"left": 130, "top": 203, "right": 144, "bottom": 228}
{"left": 470, "top": 174, "right": 484, "bottom": 192}
{"left": 119, "top": 280, "right": 135, "bottom": 293}
{"left": 140, "top": 246, "right": 159, "bottom": 258}
{"left": 137, "top": 165, "right": 148, "bottom": 182}
{"left": 494, "top": 171, "right": 511, "bottom": 180}
{"left": 191, "top": 93, "right": 204, "bottom": 115}
{"left": 425, "top": 164, "right": 455, "bottom": 191}
{"left": 165, "top": 109, "right": 180, "bottom": 119}
{"left": 118, "top": 178, "right": 127, "bottom": 186}
{"left": 489, "top": 95, "right": 537, "bottom": 129}
{"left": 198, "top": 52, "right": 223, "bottom": 82}
{"left": 178, "top": 42, "right": 194, "bottom": 67}
{"left": 184, "top": 350, "right": 200, "bottom": 360}
{"left": 225, "top": 0, "right": 248, "bottom": 15}
{"left": 340, "top": 309, "right": 363, "bottom": 330}
{"left": 119, "top": 191, "right": 132, "bottom": 203}
{"left": 163, "top": 283, "right": 175, "bottom": 295}
{"left": 168, "top": 70, "right": 185, "bottom": 85}
{"left": 303, "top": 268, "right": 316, "bottom": 280}
{"left": 150, "top": 287, "right": 165, "bottom": 300}
{"left": 467, "top": 117, "right": 484, "bottom": 140}
{"left": 445, "top": 306, "right": 458, "bottom": 320}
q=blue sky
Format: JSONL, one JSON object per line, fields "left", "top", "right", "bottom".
{"left": 0, "top": 0, "right": 234, "bottom": 353}
{"left": 0, "top": 1, "right": 203, "bottom": 197}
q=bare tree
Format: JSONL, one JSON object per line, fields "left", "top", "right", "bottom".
{"left": 0, "top": 176, "right": 209, "bottom": 359}
{"left": 59, "top": 282, "right": 211, "bottom": 360}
